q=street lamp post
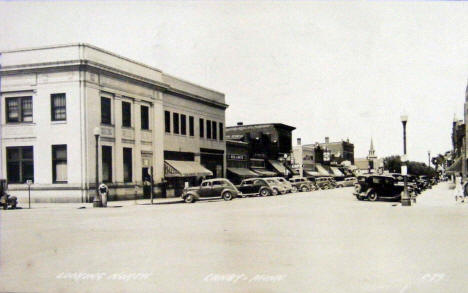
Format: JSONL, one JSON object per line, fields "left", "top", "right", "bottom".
{"left": 428, "top": 150, "right": 431, "bottom": 168}
{"left": 401, "top": 114, "right": 411, "bottom": 206}
{"left": 93, "top": 127, "right": 102, "bottom": 208}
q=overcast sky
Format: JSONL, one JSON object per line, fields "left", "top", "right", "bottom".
{"left": 1, "top": 1, "right": 467, "bottom": 163}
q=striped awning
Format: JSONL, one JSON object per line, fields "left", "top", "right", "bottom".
{"left": 316, "top": 164, "right": 332, "bottom": 176}
{"left": 269, "top": 160, "right": 288, "bottom": 175}
{"left": 330, "top": 166, "right": 345, "bottom": 177}
{"left": 227, "top": 168, "right": 258, "bottom": 178}
{"left": 304, "top": 170, "right": 322, "bottom": 177}
{"left": 446, "top": 157, "right": 462, "bottom": 174}
{"left": 252, "top": 168, "right": 278, "bottom": 177}
{"left": 164, "top": 160, "right": 213, "bottom": 178}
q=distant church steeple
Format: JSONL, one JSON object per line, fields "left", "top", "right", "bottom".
{"left": 367, "top": 138, "right": 376, "bottom": 160}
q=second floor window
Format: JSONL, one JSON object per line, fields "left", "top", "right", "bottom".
{"left": 6, "top": 96, "right": 33, "bottom": 123}
{"left": 189, "top": 116, "right": 194, "bottom": 136}
{"left": 173, "top": 112, "right": 179, "bottom": 134}
{"left": 181, "top": 114, "right": 187, "bottom": 135}
{"left": 141, "top": 105, "right": 149, "bottom": 130}
{"left": 165, "top": 111, "right": 171, "bottom": 133}
{"left": 206, "top": 120, "right": 212, "bottom": 139}
{"left": 101, "top": 97, "right": 111, "bottom": 124}
{"left": 122, "top": 101, "right": 131, "bottom": 127}
{"left": 199, "top": 118, "right": 204, "bottom": 138}
{"left": 212, "top": 121, "right": 217, "bottom": 140}
{"left": 219, "top": 122, "right": 224, "bottom": 141}
{"left": 51, "top": 94, "right": 66, "bottom": 121}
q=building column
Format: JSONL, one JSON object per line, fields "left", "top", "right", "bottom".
{"left": 134, "top": 100, "right": 142, "bottom": 184}
{"left": 114, "top": 96, "right": 123, "bottom": 183}
{"left": 152, "top": 91, "right": 164, "bottom": 184}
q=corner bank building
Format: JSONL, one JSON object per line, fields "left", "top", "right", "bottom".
{"left": 0, "top": 44, "right": 227, "bottom": 202}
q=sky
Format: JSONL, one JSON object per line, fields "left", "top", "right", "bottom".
{"left": 1, "top": 0, "right": 467, "bottom": 163}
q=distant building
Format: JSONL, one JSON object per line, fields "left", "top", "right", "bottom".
{"left": 304, "top": 137, "right": 354, "bottom": 164}
{"left": 355, "top": 138, "right": 383, "bottom": 174}
{"left": 226, "top": 140, "right": 257, "bottom": 184}
{"left": 226, "top": 122, "right": 295, "bottom": 177}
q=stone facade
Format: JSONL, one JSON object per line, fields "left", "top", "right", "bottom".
{"left": 0, "top": 43, "right": 227, "bottom": 202}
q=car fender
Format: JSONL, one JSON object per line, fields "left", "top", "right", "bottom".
{"left": 365, "top": 188, "right": 375, "bottom": 197}
{"left": 183, "top": 191, "right": 200, "bottom": 200}
{"left": 222, "top": 188, "right": 237, "bottom": 198}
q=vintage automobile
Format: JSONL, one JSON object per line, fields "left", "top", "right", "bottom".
{"left": 289, "top": 177, "right": 315, "bottom": 192}
{"left": 353, "top": 175, "right": 414, "bottom": 201}
{"left": 271, "top": 177, "right": 293, "bottom": 193}
{"left": 237, "top": 178, "right": 279, "bottom": 197}
{"left": 388, "top": 173, "right": 422, "bottom": 195}
{"left": 0, "top": 179, "right": 17, "bottom": 210}
{"left": 308, "top": 177, "right": 334, "bottom": 190}
{"left": 181, "top": 178, "right": 239, "bottom": 203}
{"left": 336, "top": 177, "right": 357, "bottom": 188}
{"left": 419, "top": 175, "right": 432, "bottom": 189}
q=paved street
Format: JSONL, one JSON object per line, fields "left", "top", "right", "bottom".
{"left": 1, "top": 182, "right": 468, "bottom": 293}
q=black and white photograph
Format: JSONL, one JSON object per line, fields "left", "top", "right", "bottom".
{"left": 1, "top": 1, "right": 468, "bottom": 292}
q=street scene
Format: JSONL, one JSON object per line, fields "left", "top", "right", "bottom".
{"left": 2, "top": 183, "right": 467, "bottom": 293}
{"left": 1, "top": 1, "right": 468, "bottom": 292}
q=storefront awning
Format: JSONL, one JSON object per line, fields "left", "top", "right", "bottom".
{"left": 269, "top": 160, "right": 288, "bottom": 175}
{"left": 315, "top": 164, "right": 332, "bottom": 176}
{"left": 304, "top": 170, "right": 322, "bottom": 177}
{"left": 164, "top": 160, "right": 213, "bottom": 178}
{"left": 252, "top": 168, "right": 278, "bottom": 177}
{"left": 227, "top": 168, "right": 258, "bottom": 178}
{"left": 446, "top": 157, "right": 462, "bottom": 174}
{"left": 330, "top": 166, "right": 345, "bottom": 177}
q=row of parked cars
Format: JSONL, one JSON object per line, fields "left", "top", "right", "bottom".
{"left": 181, "top": 176, "right": 356, "bottom": 203}
{"left": 352, "top": 173, "right": 438, "bottom": 202}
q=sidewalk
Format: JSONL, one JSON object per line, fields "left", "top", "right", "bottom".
{"left": 416, "top": 182, "right": 458, "bottom": 207}
{"left": 12, "top": 197, "right": 183, "bottom": 211}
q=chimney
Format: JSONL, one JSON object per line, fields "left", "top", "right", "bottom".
{"left": 325, "top": 137, "right": 330, "bottom": 144}
{"left": 237, "top": 122, "right": 243, "bottom": 126}
{"left": 297, "top": 138, "right": 302, "bottom": 145}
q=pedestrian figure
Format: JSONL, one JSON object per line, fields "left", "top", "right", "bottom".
{"left": 454, "top": 177, "right": 464, "bottom": 203}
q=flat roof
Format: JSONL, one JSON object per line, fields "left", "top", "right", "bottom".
{"left": 226, "top": 123, "right": 296, "bottom": 131}
{"left": 1, "top": 43, "right": 226, "bottom": 107}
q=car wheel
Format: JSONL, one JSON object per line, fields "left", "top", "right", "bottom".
{"left": 301, "top": 185, "right": 309, "bottom": 192}
{"left": 323, "top": 185, "right": 329, "bottom": 190}
{"left": 368, "top": 191, "right": 378, "bottom": 202}
{"left": 291, "top": 186, "right": 298, "bottom": 193}
{"left": 273, "top": 189, "right": 280, "bottom": 195}
{"left": 222, "top": 191, "right": 233, "bottom": 201}
{"left": 2, "top": 203, "right": 8, "bottom": 210}
{"left": 184, "top": 194, "right": 195, "bottom": 203}
{"left": 260, "top": 188, "right": 271, "bottom": 197}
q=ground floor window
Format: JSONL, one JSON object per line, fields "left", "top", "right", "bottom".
{"left": 102, "top": 146, "right": 113, "bottom": 182}
{"left": 123, "top": 147, "right": 133, "bottom": 182}
{"left": 6, "top": 146, "right": 34, "bottom": 183}
{"left": 52, "top": 145, "right": 67, "bottom": 183}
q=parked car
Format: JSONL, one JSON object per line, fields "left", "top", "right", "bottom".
{"left": 353, "top": 175, "right": 415, "bottom": 201}
{"left": 265, "top": 178, "right": 287, "bottom": 195}
{"left": 0, "top": 179, "right": 17, "bottom": 210}
{"left": 289, "top": 177, "right": 314, "bottom": 192}
{"left": 308, "top": 177, "right": 333, "bottom": 190}
{"left": 336, "top": 177, "right": 357, "bottom": 188}
{"left": 237, "top": 178, "right": 277, "bottom": 197}
{"left": 181, "top": 178, "right": 239, "bottom": 203}
{"left": 271, "top": 177, "right": 293, "bottom": 193}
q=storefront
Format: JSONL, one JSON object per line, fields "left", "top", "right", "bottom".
{"left": 164, "top": 160, "right": 213, "bottom": 197}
